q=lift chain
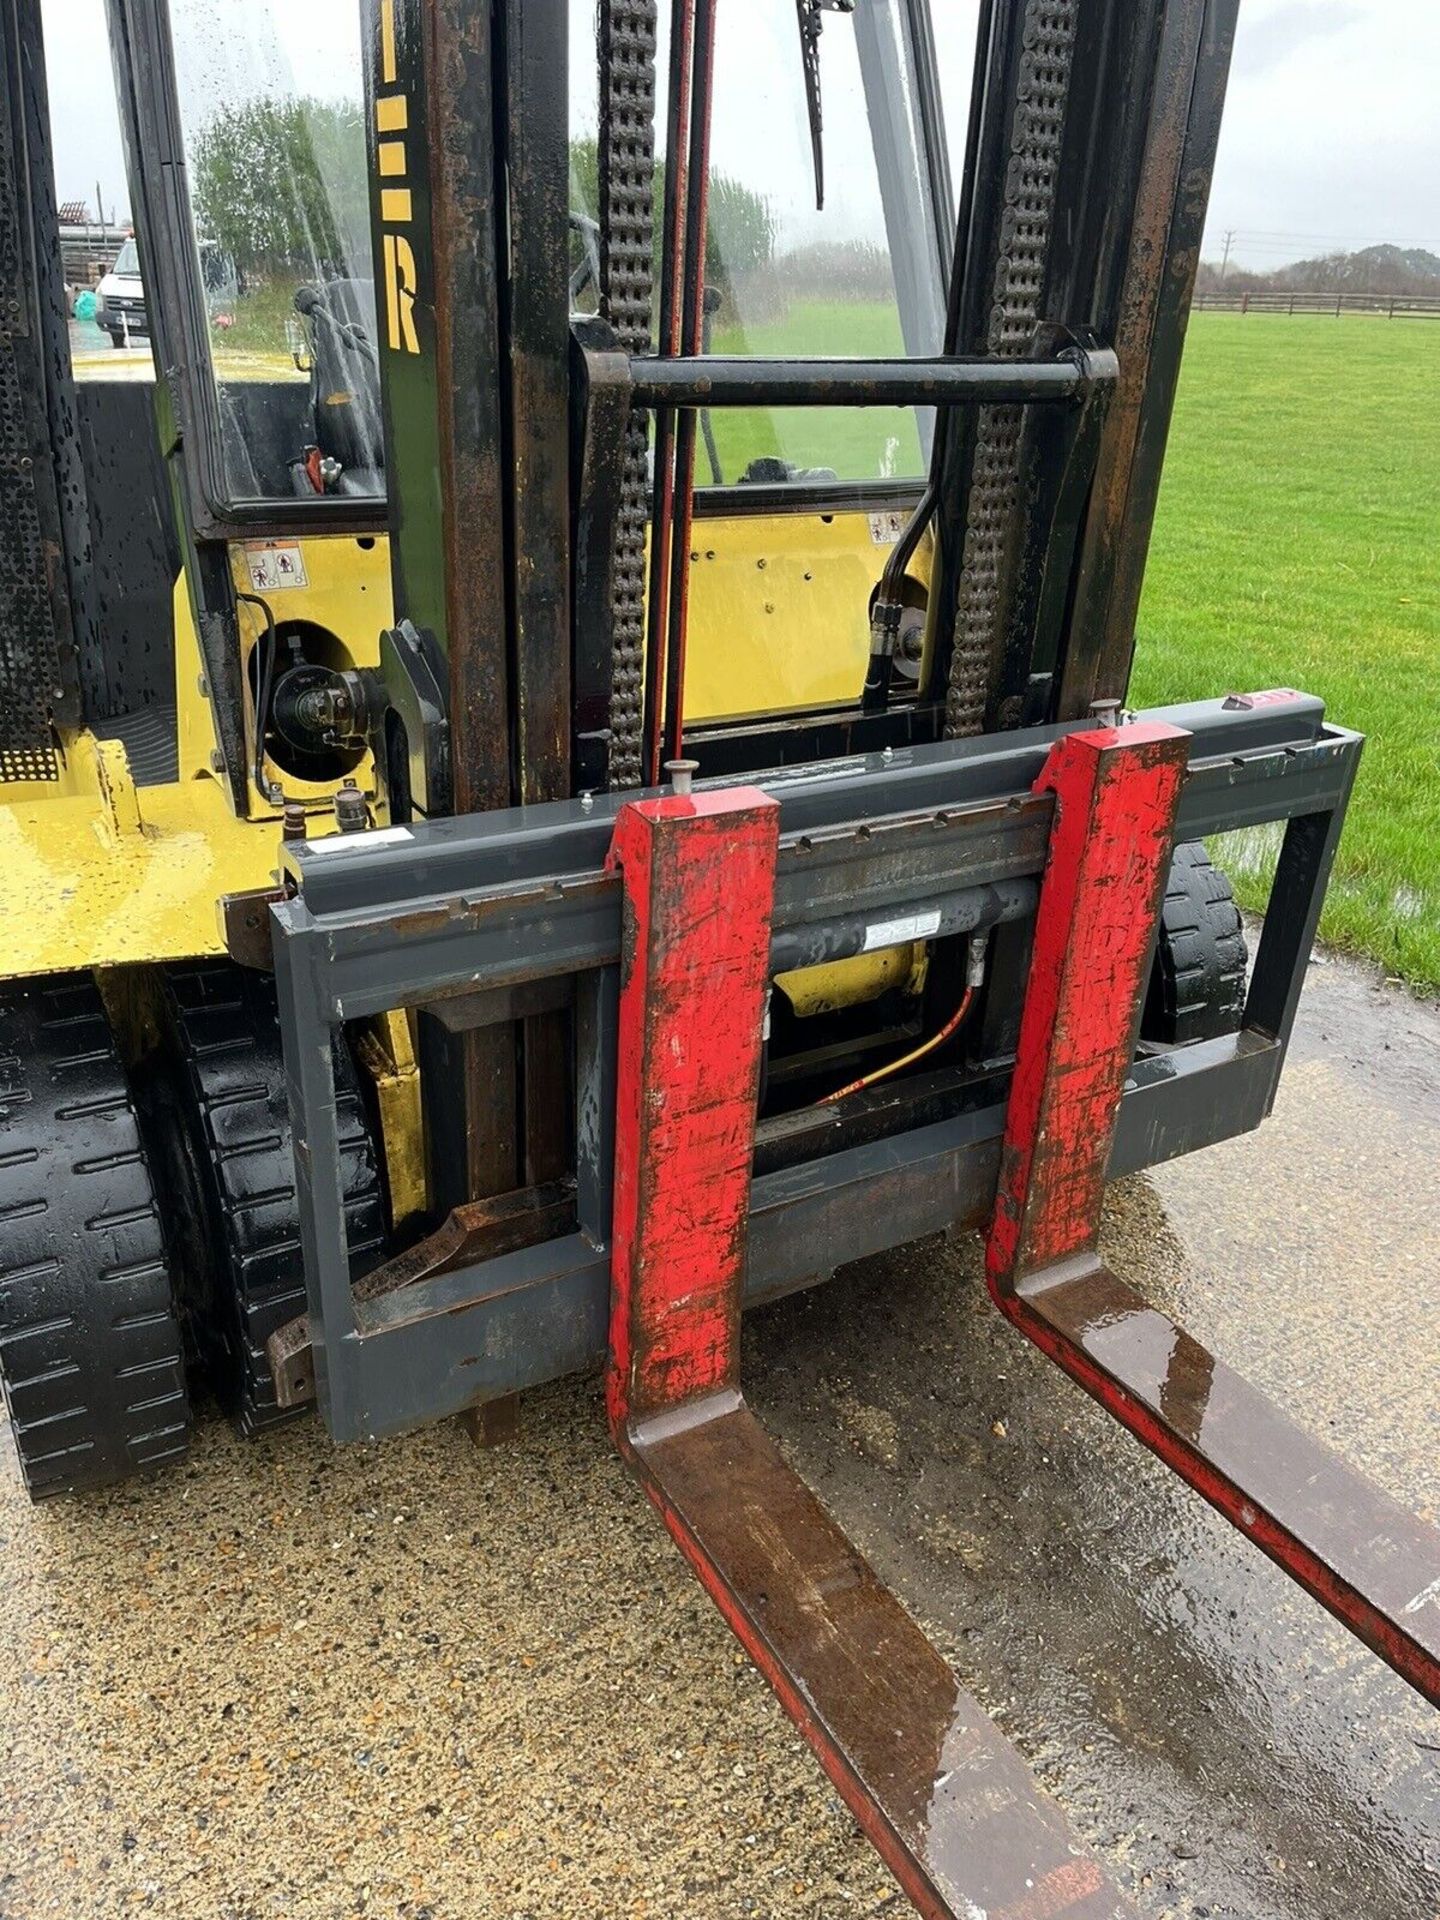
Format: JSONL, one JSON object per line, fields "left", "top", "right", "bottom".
{"left": 945, "top": 0, "right": 1078, "bottom": 740}
{"left": 597, "top": 0, "right": 660, "bottom": 789}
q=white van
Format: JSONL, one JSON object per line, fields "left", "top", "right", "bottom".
{"left": 95, "top": 235, "right": 237, "bottom": 348}
{"left": 95, "top": 235, "right": 147, "bottom": 346}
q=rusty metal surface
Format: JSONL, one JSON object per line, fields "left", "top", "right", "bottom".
{"left": 461, "top": 1390, "right": 520, "bottom": 1447}
{"left": 602, "top": 785, "right": 1139, "bottom": 1918}
{"left": 483, "top": 0, "right": 575, "bottom": 1231}
{"left": 630, "top": 1400, "right": 1138, "bottom": 1920}
{"left": 269, "top": 1183, "right": 574, "bottom": 1408}
{"left": 1056, "top": 0, "right": 1235, "bottom": 719}
{"left": 219, "top": 887, "right": 284, "bottom": 972}
{"left": 988, "top": 723, "right": 1190, "bottom": 1278}
{"left": 570, "top": 326, "right": 634, "bottom": 790}
{"left": 1002, "top": 1252, "right": 1440, "bottom": 1707}
{"left": 364, "top": 0, "right": 521, "bottom": 1208}
{"left": 604, "top": 787, "right": 778, "bottom": 1426}
{"left": 639, "top": 0, "right": 696, "bottom": 785}
{"left": 942, "top": 0, "right": 1080, "bottom": 741}
{"left": 423, "top": 975, "right": 575, "bottom": 1033}
{"left": 503, "top": 0, "right": 572, "bottom": 807}
{"left": 405, "top": 0, "right": 512, "bottom": 813}
{"left": 657, "top": 0, "right": 716, "bottom": 766}
{"left": 596, "top": 0, "right": 659, "bottom": 787}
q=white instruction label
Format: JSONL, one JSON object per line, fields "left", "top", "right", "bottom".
{"left": 862, "top": 908, "right": 941, "bottom": 951}
{"left": 244, "top": 541, "right": 309, "bottom": 591}
{"left": 305, "top": 825, "right": 414, "bottom": 855}
{"left": 868, "top": 510, "right": 906, "bottom": 546}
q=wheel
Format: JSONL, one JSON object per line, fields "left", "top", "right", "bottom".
{"left": 144, "top": 960, "right": 386, "bottom": 1437}
{"left": 1143, "top": 841, "right": 1248, "bottom": 1046}
{"left": 0, "top": 974, "right": 190, "bottom": 1499}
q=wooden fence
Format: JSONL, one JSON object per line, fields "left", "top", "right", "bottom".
{"left": 1194, "top": 290, "right": 1440, "bottom": 318}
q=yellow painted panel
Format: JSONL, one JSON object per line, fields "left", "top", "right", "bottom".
{"left": 774, "top": 943, "right": 924, "bottom": 1019}
{"left": 681, "top": 509, "right": 886, "bottom": 722}
{"left": 225, "top": 533, "right": 392, "bottom": 659}
{"left": 173, "top": 535, "right": 394, "bottom": 800}
{"left": 0, "top": 505, "right": 919, "bottom": 980}
{"left": 1, "top": 769, "right": 293, "bottom": 978}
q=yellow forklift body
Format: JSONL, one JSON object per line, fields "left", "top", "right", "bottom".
{"left": 0, "top": 755, "right": 271, "bottom": 976}
{"left": 0, "top": 510, "right": 915, "bottom": 980}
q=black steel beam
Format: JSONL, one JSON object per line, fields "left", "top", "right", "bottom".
{"left": 362, "top": 0, "right": 519, "bottom": 1207}
{"left": 1057, "top": 0, "right": 1241, "bottom": 718}
{"left": 0, "top": 0, "right": 83, "bottom": 781}
{"left": 271, "top": 695, "right": 1357, "bottom": 1446}
{"left": 500, "top": 0, "right": 572, "bottom": 805}
{"left": 629, "top": 352, "right": 1114, "bottom": 410}
{"left": 282, "top": 693, "right": 1344, "bottom": 917}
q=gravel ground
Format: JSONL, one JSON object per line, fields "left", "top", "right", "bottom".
{"left": 1, "top": 949, "right": 1436, "bottom": 1919}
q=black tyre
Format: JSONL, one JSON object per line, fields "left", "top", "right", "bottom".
{"left": 0, "top": 974, "right": 190, "bottom": 1499}
{"left": 1143, "top": 841, "right": 1248, "bottom": 1046}
{"left": 145, "top": 960, "right": 386, "bottom": 1437}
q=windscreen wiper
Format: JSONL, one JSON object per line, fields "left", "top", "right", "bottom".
{"left": 796, "top": 0, "right": 855, "bottom": 211}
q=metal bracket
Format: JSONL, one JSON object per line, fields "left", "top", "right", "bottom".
{"left": 987, "top": 724, "right": 1440, "bottom": 1708}
{"left": 378, "top": 618, "right": 451, "bottom": 819}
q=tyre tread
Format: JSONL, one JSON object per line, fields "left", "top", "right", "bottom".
{"left": 0, "top": 975, "right": 190, "bottom": 1500}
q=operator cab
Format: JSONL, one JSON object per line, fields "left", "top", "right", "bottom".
{"left": 109, "top": 0, "right": 968, "bottom": 781}
{"left": 287, "top": 279, "right": 384, "bottom": 496}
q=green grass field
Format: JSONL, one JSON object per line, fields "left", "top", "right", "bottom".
{"left": 708, "top": 298, "right": 920, "bottom": 479}
{"left": 1131, "top": 314, "right": 1440, "bottom": 990}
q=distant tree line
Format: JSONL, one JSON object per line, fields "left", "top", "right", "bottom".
{"left": 191, "top": 107, "right": 779, "bottom": 302}
{"left": 193, "top": 104, "right": 892, "bottom": 321}
{"left": 567, "top": 136, "right": 776, "bottom": 297}
{"left": 191, "top": 96, "right": 370, "bottom": 277}
{"left": 1196, "top": 243, "right": 1440, "bottom": 298}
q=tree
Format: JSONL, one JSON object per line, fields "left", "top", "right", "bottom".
{"left": 568, "top": 136, "right": 775, "bottom": 299}
{"left": 191, "top": 96, "right": 371, "bottom": 278}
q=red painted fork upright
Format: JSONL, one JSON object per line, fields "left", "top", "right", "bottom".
{"left": 987, "top": 723, "right": 1440, "bottom": 1708}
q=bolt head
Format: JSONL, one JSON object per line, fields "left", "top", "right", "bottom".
{"left": 663, "top": 757, "right": 700, "bottom": 797}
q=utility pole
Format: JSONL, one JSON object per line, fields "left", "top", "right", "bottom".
{"left": 1219, "top": 227, "right": 1236, "bottom": 283}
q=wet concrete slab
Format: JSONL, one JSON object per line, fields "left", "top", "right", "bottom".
{"left": 1, "top": 950, "right": 1437, "bottom": 1918}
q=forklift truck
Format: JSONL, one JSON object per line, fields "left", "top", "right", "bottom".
{"left": 1, "top": 0, "right": 1435, "bottom": 1912}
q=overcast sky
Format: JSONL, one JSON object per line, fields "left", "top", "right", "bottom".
{"left": 41, "top": 0, "right": 1440, "bottom": 270}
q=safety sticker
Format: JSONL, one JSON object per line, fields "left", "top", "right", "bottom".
{"left": 244, "top": 542, "right": 309, "bottom": 591}
{"left": 305, "top": 825, "right": 414, "bottom": 854}
{"left": 862, "top": 908, "right": 941, "bottom": 950}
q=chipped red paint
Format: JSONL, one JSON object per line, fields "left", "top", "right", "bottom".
{"left": 988, "top": 722, "right": 1189, "bottom": 1281}
{"left": 988, "top": 724, "right": 1440, "bottom": 1710}
{"left": 604, "top": 786, "right": 779, "bottom": 1427}
{"left": 603, "top": 785, "right": 1140, "bottom": 1919}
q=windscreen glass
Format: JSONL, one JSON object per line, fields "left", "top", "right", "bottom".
{"left": 568, "top": 0, "right": 972, "bottom": 486}
{"left": 169, "top": 0, "right": 381, "bottom": 504}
